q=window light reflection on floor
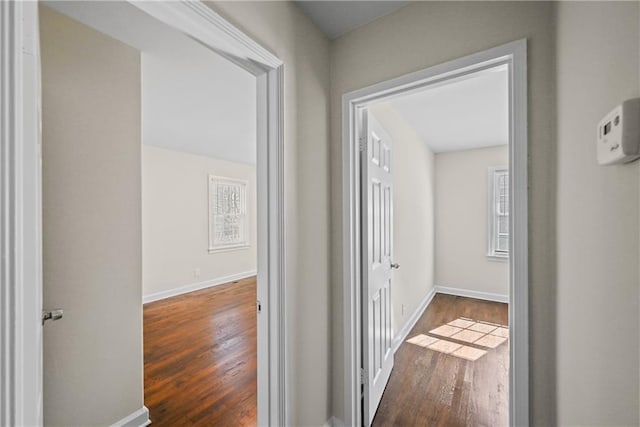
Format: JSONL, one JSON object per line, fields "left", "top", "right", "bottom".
{"left": 406, "top": 317, "right": 509, "bottom": 361}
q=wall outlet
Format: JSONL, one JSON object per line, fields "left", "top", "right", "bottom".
{"left": 194, "top": 268, "right": 201, "bottom": 278}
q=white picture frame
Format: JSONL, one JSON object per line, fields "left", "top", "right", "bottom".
{"left": 208, "top": 175, "right": 249, "bottom": 252}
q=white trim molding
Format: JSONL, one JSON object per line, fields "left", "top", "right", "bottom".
{"left": 3, "top": 2, "right": 287, "bottom": 426}
{"left": 110, "top": 406, "right": 150, "bottom": 427}
{"left": 342, "top": 39, "right": 528, "bottom": 427}
{"left": 143, "top": 271, "right": 257, "bottom": 304}
{"left": 1, "top": 1, "right": 42, "bottom": 425}
{"left": 392, "top": 288, "right": 436, "bottom": 353}
{"left": 207, "top": 175, "right": 250, "bottom": 253}
{"left": 435, "top": 286, "right": 509, "bottom": 304}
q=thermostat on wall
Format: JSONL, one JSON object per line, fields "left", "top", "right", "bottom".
{"left": 597, "top": 98, "right": 640, "bottom": 165}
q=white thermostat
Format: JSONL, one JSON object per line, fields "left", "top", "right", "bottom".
{"left": 597, "top": 98, "right": 640, "bottom": 165}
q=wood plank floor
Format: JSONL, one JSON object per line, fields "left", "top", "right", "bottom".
{"left": 372, "top": 294, "right": 509, "bottom": 427}
{"left": 143, "top": 277, "right": 257, "bottom": 426}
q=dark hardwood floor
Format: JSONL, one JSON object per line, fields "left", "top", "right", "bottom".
{"left": 372, "top": 293, "right": 509, "bottom": 427}
{"left": 143, "top": 276, "right": 257, "bottom": 426}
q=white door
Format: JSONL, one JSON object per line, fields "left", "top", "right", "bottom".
{"left": 361, "top": 109, "right": 395, "bottom": 426}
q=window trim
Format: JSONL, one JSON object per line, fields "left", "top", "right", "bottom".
{"left": 487, "top": 165, "right": 509, "bottom": 261}
{"left": 208, "top": 175, "right": 250, "bottom": 253}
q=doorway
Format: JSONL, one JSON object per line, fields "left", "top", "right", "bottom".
{"left": 1, "top": 1, "right": 286, "bottom": 425}
{"left": 341, "top": 40, "right": 528, "bottom": 426}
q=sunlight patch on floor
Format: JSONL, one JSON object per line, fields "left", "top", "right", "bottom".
{"left": 406, "top": 317, "right": 508, "bottom": 361}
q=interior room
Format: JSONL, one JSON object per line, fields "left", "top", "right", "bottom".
{"left": 38, "top": 2, "right": 258, "bottom": 425}
{"left": 140, "top": 9, "right": 258, "bottom": 425}
{"left": 3, "top": 1, "right": 640, "bottom": 427}
{"left": 362, "top": 65, "right": 510, "bottom": 425}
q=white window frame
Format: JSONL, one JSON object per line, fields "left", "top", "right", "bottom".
{"left": 488, "top": 165, "right": 509, "bottom": 260}
{"left": 208, "top": 175, "right": 250, "bottom": 253}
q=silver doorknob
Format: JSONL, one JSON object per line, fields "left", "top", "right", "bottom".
{"left": 391, "top": 262, "right": 400, "bottom": 269}
{"left": 42, "top": 309, "right": 64, "bottom": 325}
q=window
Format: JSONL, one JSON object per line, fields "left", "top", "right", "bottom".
{"left": 488, "top": 166, "right": 509, "bottom": 259}
{"left": 208, "top": 175, "right": 249, "bottom": 252}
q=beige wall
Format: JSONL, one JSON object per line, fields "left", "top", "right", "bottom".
{"left": 435, "top": 145, "right": 509, "bottom": 296}
{"left": 205, "top": 2, "right": 332, "bottom": 424}
{"left": 330, "top": 2, "right": 556, "bottom": 424}
{"left": 41, "top": 6, "right": 143, "bottom": 426}
{"left": 369, "top": 103, "right": 436, "bottom": 337}
{"left": 142, "top": 146, "right": 257, "bottom": 299}
{"left": 555, "top": 2, "right": 639, "bottom": 425}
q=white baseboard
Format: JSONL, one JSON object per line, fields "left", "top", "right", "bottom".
{"left": 435, "top": 285, "right": 508, "bottom": 303}
{"left": 143, "top": 270, "right": 257, "bottom": 304}
{"left": 392, "top": 287, "right": 437, "bottom": 353}
{"left": 111, "top": 406, "right": 150, "bottom": 427}
{"left": 324, "top": 416, "right": 345, "bottom": 427}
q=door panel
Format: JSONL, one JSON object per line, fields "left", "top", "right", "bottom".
{"left": 362, "top": 110, "right": 394, "bottom": 426}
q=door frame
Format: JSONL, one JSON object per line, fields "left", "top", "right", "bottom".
{"left": 341, "top": 39, "right": 528, "bottom": 426}
{"left": 1, "top": 1, "right": 287, "bottom": 425}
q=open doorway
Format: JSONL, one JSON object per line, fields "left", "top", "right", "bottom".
{"left": 136, "top": 7, "right": 258, "bottom": 424}
{"left": 341, "top": 41, "right": 528, "bottom": 426}
{"left": 365, "top": 64, "right": 510, "bottom": 425}
{"left": 22, "top": 1, "right": 286, "bottom": 425}
{"left": 40, "top": 2, "right": 258, "bottom": 424}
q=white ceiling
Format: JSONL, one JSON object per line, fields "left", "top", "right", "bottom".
{"left": 43, "top": 1, "right": 256, "bottom": 164}
{"left": 295, "top": 1, "right": 410, "bottom": 39}
{"left": 379, "top": 66, "right": 509, "bottom": 153}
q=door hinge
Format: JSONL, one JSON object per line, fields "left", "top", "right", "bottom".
{"left": 360, "top": 367, "right": 366, "bottom": 385}
{"left": 359, "top": 136, "right": 366, "bottom": 152}
{"left": 257, "top": 300, "right": 262, "bottom": 314}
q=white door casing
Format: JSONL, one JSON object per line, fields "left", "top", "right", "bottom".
{"left": 361, "top": 110, "right": 394, "bottom": 426}
{"left": 0, "top": 1, "right": 42, "bottom": 425}
{"left": 342, "top": 39, "right": 528, "bottom": 427}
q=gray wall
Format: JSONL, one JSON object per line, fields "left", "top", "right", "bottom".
{"left": 555, "top": 2, "right": 639, "bottom": 424}
{"left": 435, "top": 145, "right": 510, "bottom": 296}
{"left": 41, "top": 5, "right": 143, "bottom": 425}
{"left": 142, "top": 146, "right": 257, "bottom": 298}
